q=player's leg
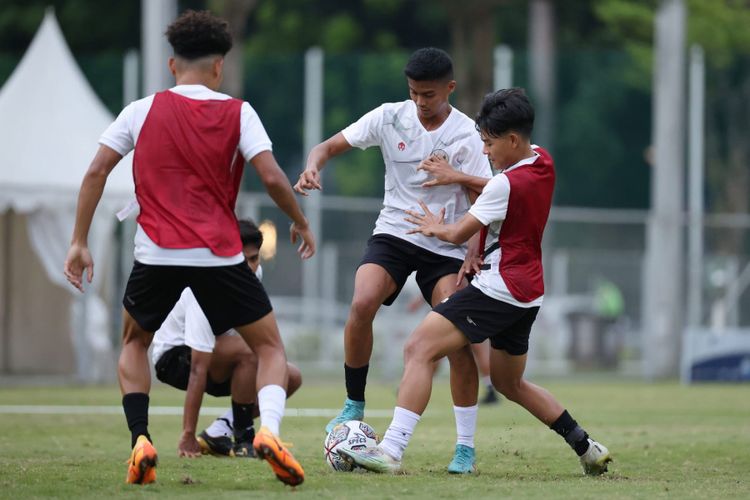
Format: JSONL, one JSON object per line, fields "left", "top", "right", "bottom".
{"left": 471, "top": 340, "right": 500, "bottom": 404}
{"left": 327, "top": 262, "right": 400, "bottom": 432}
{"left": 198, "top": 335, "right": 259, "bottom": 457}
{"left": 339, "top": 312, "right": 469, "bottom": 472}
{"left": 120, "top": 262, "right": 185, "bottom": 484}
{"left": 119, "top": 311, "right": 158, "bottom": 484}
{"left": 426, "top": 272, "right": 480, "bottom": 474}
{"left": 190, "top": 263, "right": 303, "bottom": 485}
{"left": 233, "top": 313, "right": 304, "bottom": 485}
{"left": 489, "top": 320, "right": 612, "bottom": 475}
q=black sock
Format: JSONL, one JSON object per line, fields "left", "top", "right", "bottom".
{"left": 232, "top": 400, "right": 255, "bottom": 442}
{"left": 550, "top": 409, "right": 590, "bottom": 456}
{"left": 122, "top": 393, "right": 151, "bottom": 448}
{"left": 344, "top": 364, "right": 369, "bottom": 402}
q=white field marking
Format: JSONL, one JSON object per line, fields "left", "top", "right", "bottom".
{"left": 0, "top": 405, "right": 395, "bottom": 418}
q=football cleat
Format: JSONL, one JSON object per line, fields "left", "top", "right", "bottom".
{"left": 580, "top": 439, "right": 612, "bottom": 476}
{"left": 325, "top": 398, "right": 365, "bottom": 433}
{"left": 337, "top": 446, "right": 402, "bottom": 473}
{"left": 253, "top": 426, "right": 304, "bottom": 486}
{"left": 480, "top": 387, "right": 501, "bottom": 405}
{"left": 125, "top": 435, "right": 158, "bottom": 485}
{"left": 197, "top": 430, "right": 233, "bottom": 456}
{"left": 447, "top": 444, "right": 477, "bottom": 474}
{"left": 232, "top": 439, "right": 256, "bottom": 458}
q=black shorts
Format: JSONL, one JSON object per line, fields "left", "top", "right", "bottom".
{"left": 433, "top": 284, "right": 539, "bottom": 355}
{"left": 155, "top": 345, "right": 231, "bottom": 397}
{"left": 123, "top": 261, "right": 272, "bottom": 334}
{"left": 359, "top": 234, "right": 463, "bottom": 306}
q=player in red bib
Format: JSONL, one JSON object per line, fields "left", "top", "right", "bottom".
{"left": 339, "top": 88, "right": 612, "bottom": 477}
{"left": 64, "top": 10, "right": 311, "bottom": 487}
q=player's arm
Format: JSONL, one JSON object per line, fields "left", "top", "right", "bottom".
{"left": 63, "top": 145, "right": 122, "bottom": 292}
{"left": 405, "top": 200, "right": 484, "bottom": 245}
{"left": 418, "top": 155, "right": 489, "bottom": 195}
{"left": 179, "top": 348, "right": 211, "bottom": 458}
{"left": 294, "top": 132, "right": 352, "bottom": 195}
{"left": 250, "top": 150, "right": 316, "bottom": 259}
{"left": 457, "top": 232, "right": 484, "bottom": 287}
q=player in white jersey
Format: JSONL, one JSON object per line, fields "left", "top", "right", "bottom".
{"left": 295, "top": 47, "right": 491, "bottom": 473}
{"left": 151, "top": 220, "right": 302, "bottom": 458}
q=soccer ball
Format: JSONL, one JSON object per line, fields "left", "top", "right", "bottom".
{"left": 323, "top": 420, "right": 378, "bottom": 472}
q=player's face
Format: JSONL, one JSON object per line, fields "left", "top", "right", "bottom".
{"left": 407, "top": 78, "right": 455, "bottom": 120}
{"left": 480, "top": 131, "right": 517, "bottom": 171}
{"left": 243, "top": 244, "right": 260, "bottom": 274}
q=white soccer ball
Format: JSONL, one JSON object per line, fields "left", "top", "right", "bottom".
{"left": 323, "top": 420, "right": 378, "bottom": 472}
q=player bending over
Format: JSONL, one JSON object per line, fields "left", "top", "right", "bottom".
{"left": 295, "top": 47, "right": 492, "bottom": 474}
{"left": 151, "top": 219, "right": 302, "bottom": 458}
{"left": 339, "top": 88, "right": 612, "bottom": 476}
{"left": 64, "top": 10, "right": 313, "bottom": 487}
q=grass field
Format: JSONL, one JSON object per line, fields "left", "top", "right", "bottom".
{"left": 0, "top": 379, "right": 748, "bottom": 499}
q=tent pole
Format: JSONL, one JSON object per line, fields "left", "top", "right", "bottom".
{"left": 1, "top": 211, "right": 12, "bottom": 373}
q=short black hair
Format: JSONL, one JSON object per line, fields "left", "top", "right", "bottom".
{"left": 239, "top": 219, "right": 263, "bottom": 248}
{"left": 165, "top": 10, "right": 232, "bottom": 60}
{"left": 404, "top": 47, "right": 454, "bottom": 81}
{"left": 475, "top": 88, "right": 535, "bottom": 138}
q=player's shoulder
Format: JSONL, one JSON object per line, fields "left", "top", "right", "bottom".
{"left": 119, "top": 94, "right": 155, "bottom": 116}
{"left": 380, "top": 99, "right": 416, "bottom": 116}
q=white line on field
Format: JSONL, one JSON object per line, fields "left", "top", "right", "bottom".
{"left": 0, "top": 405, "right": 395, "bottom": 417}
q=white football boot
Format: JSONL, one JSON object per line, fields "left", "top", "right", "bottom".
{"left": 579, "top": 439, "right": 612, "bottom": 476}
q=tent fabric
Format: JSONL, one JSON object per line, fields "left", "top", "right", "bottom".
{"left": 0, "top": 10, "right": 134, "bottom": 210}
{"left": 0, "top": 11, "right": 134, "bottom": 381}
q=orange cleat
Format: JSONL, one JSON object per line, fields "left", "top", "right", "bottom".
{"left": 252, "top": 426, "right": 304, "bottom": 487}
{"left": 126, "top": 435, "right": 158, "bottom": 484}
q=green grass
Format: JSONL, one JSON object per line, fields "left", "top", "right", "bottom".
{"left": 0, "top": 380, "right": 748, "bottom": 499}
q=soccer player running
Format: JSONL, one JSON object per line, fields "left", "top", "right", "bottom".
{"left": 151, "top": 219, "right": 303, "bottom": 459}
{"left": 339, "top": 88, "right": 612, "bottom": 476}
{"left": 63, "top": 11, "right": 312, "bottom": 487}
{"left": 295, "top": 47, "right": 492, "bottom": 473}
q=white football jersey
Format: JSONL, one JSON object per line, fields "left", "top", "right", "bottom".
{"left": 342, "top": 100, "right": 492, "bottom": 260}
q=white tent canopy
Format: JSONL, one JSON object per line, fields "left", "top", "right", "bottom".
{"left": 0, "top": 9, "right": 133, "bottom": 209}
{"left": 0, "top": 10, "right": 134, "bottom": 381}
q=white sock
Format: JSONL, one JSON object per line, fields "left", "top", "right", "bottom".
{"left": 482, "top": 375, "right": 493, "bottom": 389}
{"left": 257, "top": 384, "right": 286, "bottom": 436}
{"left": 454, "top": 405, "right": 478, "bottom": 448}
{"left": 379, "top": 406, "right": 421, "bottom": 461}
{"left": 205, "top": 409, "right": 234, "bottom": 438}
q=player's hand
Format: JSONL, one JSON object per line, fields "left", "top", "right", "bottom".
{"left": 457, "top": 253, "right": 484, "bottom": 287}
{"left": 293, "top": 168, "right": 322, "bottom": 195}
{"left": 419, "top": 155, "right": 458, "bottom": 188}
{"left": 63, "top": 243, "right": 94, "bottom": 293}
{"left": 404, "top": 200, "right": 445, "bottom": 237}
{"left": 290, "top": 221, "right": 316, "bottom": 259}
{"left": 178, "top": 432, "right": 203, "bottom": 458}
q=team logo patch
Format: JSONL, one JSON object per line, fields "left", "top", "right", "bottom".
{"left": 453, "top": 146, "right": 468, "bottom": 166}
{"left": 430, "top": 148, "right": 449, "bottom": 161}
{"left": 398, "top": 141, "right": 406, "bottom": 151}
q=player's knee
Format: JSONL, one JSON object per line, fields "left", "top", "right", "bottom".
{"left": 287, "top": 364, "right": 302, "bottom": 396}
{"left": 403, "top": 335, "right": 434, "bottom": 365}
{"left": 238, "top": 349, "right": 258, "bottom": 369}
{"left": 494, "top": 378, "right": 522, "bottom": 402}
{"left": 349, "top": 295, "right": 379, "bottom": 323}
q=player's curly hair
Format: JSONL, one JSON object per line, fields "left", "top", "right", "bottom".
{"left": 165, "top": 10, "right": 232, "bottom": 59}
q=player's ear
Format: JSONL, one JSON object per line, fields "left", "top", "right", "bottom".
{"left": 214, "top": 56, "right": 224, "bottom": 78}
{"left": 446, "top": 80, "right": 457, "bottom": 95}
{"left": 168, "top": 57, "right": 177, "bottom": 77}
